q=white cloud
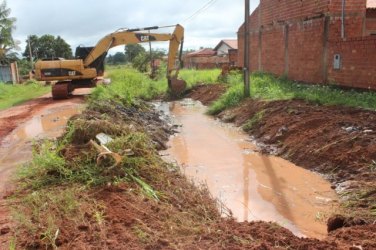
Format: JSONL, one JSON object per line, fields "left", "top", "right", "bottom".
{"left": 8, "top": 0, "right": 259, "bottom": 55}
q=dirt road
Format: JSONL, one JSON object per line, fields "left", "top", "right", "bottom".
{"left": 0, "top": 89, "right": 89, "bottom": 248}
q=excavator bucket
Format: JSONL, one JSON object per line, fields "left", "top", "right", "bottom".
{"left": 169, "top": 78, "right": 187, "bottom": 97}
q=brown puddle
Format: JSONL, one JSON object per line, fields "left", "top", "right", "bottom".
{"left": 0, "top": 101, "right": 84, "bottom": 198}
{"left": 160, "top": 100, "right": 339, "bottom": 239}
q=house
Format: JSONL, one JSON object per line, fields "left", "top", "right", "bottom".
{"left": 214, "top": 39, "right": 238, "bottom": 66}
{"left": 214, "top": 40, "right": 238, "bottom": 56}
{"left": 0, "top": 62, "right": 20, "bottom": 84}
{"left": 238, "top": 0, "right": 376, "bottom": 89}
{"left": 183, "top": 48, "right": 227, "bottom": 69}
{"left": 183, "top": 39, "right": 239, "bottom": 69}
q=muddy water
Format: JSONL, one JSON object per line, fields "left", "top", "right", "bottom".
{"left": 161, "top": 100, "right": 339, "bottom": 239}
{"left": 0, "top": 100, "right": 85, "bottom": 198}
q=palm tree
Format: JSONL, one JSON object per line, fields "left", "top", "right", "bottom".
{"left": 0, "top": 0, "right": 17, "bottom": 64}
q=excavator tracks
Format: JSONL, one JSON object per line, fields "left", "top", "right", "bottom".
{"left": 52, "top": 82, "right": 73, "bottom": 100}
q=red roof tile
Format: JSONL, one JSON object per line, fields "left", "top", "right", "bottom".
{"left": 186, "top": 48, "right": 216, "bottom": 57}
{"left": 222, "top": 40, "right": 238, "bottom": 50}
{"left": 214, "top": 39, "right": 238, "bottom": 51}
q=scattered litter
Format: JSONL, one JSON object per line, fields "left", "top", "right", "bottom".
{"left": 342, "top": 126, "right": 358, "bottom": 133}
{"left": 90, "top": 133, "right": 128, "bottom": 170}
{"left": 96, "top": 133, "right": 113, "bottom": 145}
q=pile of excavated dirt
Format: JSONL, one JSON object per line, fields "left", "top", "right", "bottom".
{"left": 185, "top": 84, "right": 227, "bottom": 105}
{"left": 3, "top": 99, "right": 363, "bottom": 249}
{"left": 184, "top": 84, "right": 376, "bottom": 246}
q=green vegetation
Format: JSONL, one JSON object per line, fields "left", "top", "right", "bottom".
{"left": 0, "top": 1, "right": 18, "bottom": 64}
{"left": 0, "top": 81, "right": 50, "bottom": 110}
{"left": 23, "top": 34, "right": 72, "bottom": 60}
{"left": 91, "top": 66, "right": 167, "bottom": 104}
{"left": 209, "top": 72, "right": 376, "bottom": 114}
{"left": 243, "top": 109, "right": 267, "bottom": 131}
{"left": 179, "top": 69, "right": 220, "bottom": 88}
{"left": 92, "top": 67, "right": 220, "bottom": 104}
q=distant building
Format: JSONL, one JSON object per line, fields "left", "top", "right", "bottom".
{"left": 214, "top": 39, "right": 238, "bottom": 67}
{"left": 183, "top": 48, "right": 227, "bottom": 69}
{"left": 0, "top": 62, "right": 20, "bottom": 84}
{"left": 183, "top": 39, "right": 239, "bottom": 69}
{"left": 214, "top": 40, "right": 238, "bottom": 56}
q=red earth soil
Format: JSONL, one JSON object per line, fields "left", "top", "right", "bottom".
{"left": 0, "top": 92, "right": 88, "bottom": 249}
{"left": 185, "top": 84, "right": 227, "bottom": 105}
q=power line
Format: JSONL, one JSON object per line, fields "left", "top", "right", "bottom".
{"left": 183, "top": 0, "right": 219, "bottom": 23}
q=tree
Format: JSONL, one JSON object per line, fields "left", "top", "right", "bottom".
{"left": 132, "top": 49, "right": 166, "bottom": 73}
{"left": 23, "top": 35, "right": 73, "bottom": 60}
{"left": 124, "top": 44, "right": 145, "bottom": 63}
{"left": 107, "top": 52, "right": 126, "bottom": 65}
{"left": 0, "top": 1, "right": 18, "bottom": 64}
{"left": 54, "top": 36, "right": 72, "bottom": 59}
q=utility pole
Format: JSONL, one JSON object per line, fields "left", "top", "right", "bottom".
{"left": 28, "top": 36, "right": 34, "bottom": 70}
{"left": 244, "top": 0, "right": 250, "bottom": 97}
{"left": 148, "top": 30, "right": 155, "bottom": 78}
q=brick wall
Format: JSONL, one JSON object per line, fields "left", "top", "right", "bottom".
{"left": 237, "top": 0, "right": 376, "bottom": 89}
{"left": 329, "top": 0, "right": 366, "bottom": 13}
{"left": 328, "top": 37, "right": 376, "bottom": 89}
{"left": 259, "top": 0, "right": 329, "bottom": 25}
{"left": 288, "top": 18, "right": 326, "bottom": 83}
{"left": 228, "top": 49, "right": 238, "bottom": 66}
{"left": 183, "top": 55, "right": 228, "bottom": 69}
{"left": 260, "top": 25, "right": 285, "bottom": 76}
{"left": 367, "top": 9, "right": 376, "bottom": 35}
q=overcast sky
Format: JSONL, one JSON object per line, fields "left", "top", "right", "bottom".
{"left": 8, "top": 0, "right": 259, "bottom": 56}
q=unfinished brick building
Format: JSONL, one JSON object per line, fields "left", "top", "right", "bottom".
{"left": 238, "top": 0, "right": 376, "bottom": 89}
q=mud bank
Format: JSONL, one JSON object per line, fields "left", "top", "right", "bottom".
{"left": 2, "top": 99, "right": 356, "bottom": 249}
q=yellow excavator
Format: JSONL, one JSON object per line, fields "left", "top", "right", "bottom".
{"left": 34, "top": 24, "right": 186, "bottom": 99}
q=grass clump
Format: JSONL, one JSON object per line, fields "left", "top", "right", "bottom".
{"left": 11, "top": 186, "right": 101, "bottom": 249}
{"left": 0, "top": 81, "right": 50, "bottom": 110}
{"left": 243, "top": 110, "right": 267, "bottom": 131}
{"left": 179, "top": 69, "right": 220, "bottom": 88}
{"left": 91, "top": 67, "right": 167, "bottom": 105}
{"left": 209, "top": 72, "right": 376, "bottom": 114}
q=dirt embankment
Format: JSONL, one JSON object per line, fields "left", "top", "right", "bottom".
{"left": 186, "top": 84, "right": 376, "bottom": 247}
{"left": 185, "top": 84, "right": 227, "bottom": 105}
{"left": 2, "top": 98, "right": 363, "bottom": 249}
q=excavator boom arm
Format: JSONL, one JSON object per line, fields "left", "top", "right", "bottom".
{"left": 84, "top": 24, "right": 185, "bottom": 79}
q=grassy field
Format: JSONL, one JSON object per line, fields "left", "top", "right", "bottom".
{"left": 0, "top": 82, "right": 50, "bottom": 110}
{"left": 209, "top": 72, "right": 376, "bottom": 114}
{"left": 91, "top": 66, "right": 220, "bottom": 104}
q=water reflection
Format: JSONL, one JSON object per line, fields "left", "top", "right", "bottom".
{"left": 162, "top": 100, "right": 338, "bottom": 239}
